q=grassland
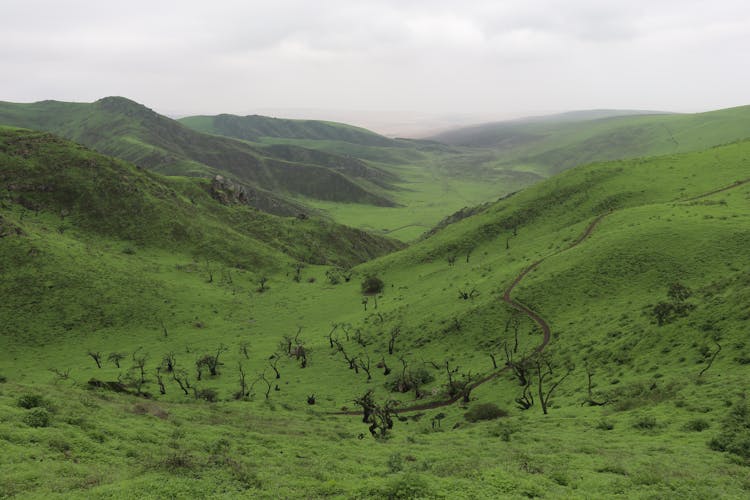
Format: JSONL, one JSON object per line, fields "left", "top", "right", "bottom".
{"left": 2, "top": 117, "right": 750, "bottom": 498}
{"left": 431, "top": 105, "right": 750, "bottom": 175}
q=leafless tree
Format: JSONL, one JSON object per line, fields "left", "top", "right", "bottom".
{"left": 87, "top": 351, "right": 102, "bottom": 369}
{"left": 388, "top": 327, "right": 401, "bottom": 355}
{"left": 535, "top": 353, "right": 574, "bottom": 415}
{"left": 107, "top": 352, "right": 126, "bottom": 368}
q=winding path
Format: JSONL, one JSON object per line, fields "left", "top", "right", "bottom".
{"left": 331, "top": 214, "right": 608, "bottom": 416}
{"left": 331, "top": 177, "right": 750, "bottom": 416}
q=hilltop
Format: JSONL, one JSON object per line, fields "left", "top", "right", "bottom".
{"left": 0, "top": 98, "right": 397, "bottom": 211}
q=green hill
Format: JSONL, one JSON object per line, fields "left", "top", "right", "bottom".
{"left": 0, "top": 127, "right": 403, "bottom": 337}
{"left": 180, "top": 113, "right": 400, "bottom": 147}
{"left": 0, "top": 98, "right": 397, "bottom": 210}
{"left": 2, "top": 121, "right": 749, "bottom": 497}
{"left": 431, "top": 105, "right": 750, "bottom": 175}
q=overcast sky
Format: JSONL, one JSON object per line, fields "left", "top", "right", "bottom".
{"left": 2, "top": 0, "right": 750, "bottom": 133}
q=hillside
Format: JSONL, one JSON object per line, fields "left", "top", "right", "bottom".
{"left": 0, "top": 127, "right": 403, "bottom": 337}
{"left": 1, "top": 127, "right": 749, "bottom": 497}
{"left": 0, "top": 98, "right": 397, "bottom": 210}
{"left": 431, "top": 105, "right": 750, "bottom": 175}
{"left": 180, "top": 113, "right": 400, "bottom": 147}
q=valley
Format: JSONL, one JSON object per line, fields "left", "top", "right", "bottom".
{"left": 1, "top": 103, "right": 750, "bottom": 498}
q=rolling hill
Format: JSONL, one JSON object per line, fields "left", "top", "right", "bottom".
{"left": 0, "top": 97, "right": 398, "bottom": 211}
{"left": 431, "top": 105, "right": 750, "bottom": 175}
{"left": 180, "top": 113, "right": 400, "bottom": 147}
{"left": 2, "top": 119, "right": 749, "bottom": 497}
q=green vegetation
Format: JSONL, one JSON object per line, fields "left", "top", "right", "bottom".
{"left": 432, "top": 105, "right": 750, "bottom": 174}
{"left": 0, "top": 98, "right": 397, "bottom": 210}
{"left": 1, "top": 103, "right": 750, "bottom": 497}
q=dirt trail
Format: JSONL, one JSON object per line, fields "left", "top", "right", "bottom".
{"left": 331, "top": 214, "right": 608, "bottom": 416}
{"left": 331, "top": 178, "right": 750, "bottom": 417}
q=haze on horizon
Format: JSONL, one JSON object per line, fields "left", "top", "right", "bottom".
{"left": 2, "top": 0, "right": 750, "bottom": 136}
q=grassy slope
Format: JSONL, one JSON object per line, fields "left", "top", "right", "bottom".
{"left": 432, "top": 105, "right": 750, "bottom": 175}
{"left": 179, "top": 113, "right": 399, "bottom": 147}
{"left": 2, "top": 130, "right": 750, "bottom": 497}
{"left": 181, "top": 117, "right": 548, "bottom": 242}
{"left": 0, "top": 98, "right": 396, "bottom": 208}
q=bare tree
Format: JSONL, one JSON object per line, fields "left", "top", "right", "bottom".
{"left": 107, "top": 352, "right": 126, "bottom": 368}
{"left": 699, "top": 340, "right": 722, "bottom": 377}
{"left": 196, "top": 344, "right": 228, "bottom": 377}
{"left": 535, "top": 353, "right": 574, "bottom": 415}
{"left": 172, "top": 369, "right": 191, "bottom": 396}
{"left": 293, "top": 262, "right": 304, "bottom": 283}
{"left": 268, "top": 353, "right": 281, "bottom": 379}
{"left": 155, "top": 367, "right": 166, "bottom": 395}
{"left": 132, "top": 350, "right": 148, "bottom": 384}
{"left": 581, "top": 365, "right": 610, "bottom": 407}
{"left": 235, "top": 362, "right": 249, "bottom": 400}
{"left": 388, "top": 327, "right": 401, "bottom": 355}
{"left": 251, "top": 371, "right": 272, "bottom": 400}
{"left": 49, "top": 367, "right": 72, "bottom": 384}
{"left": 239, "top": 341, "right": 250, "bottom": 359}
{"left": 87, "top": 351, "right": 102, "bottom": 369}
{"left": 504, "top": 342, "right": 530, "bottom": 386}
{"left": 515, "top": 381, "right": 534, "bottom": 410}
{"left": 162, "top": 352, "right": 176, "bottom": 373}
{"left": 327, "top": 323, "right": 340, "bottom": 349}
{"left": 457, "top": 287, "right": 479, "bottom": 300}
{"left": 378, "top": 356, "right": 391, "bottom": 376}
{"left": 358, "top": 353, "right": 372, "bottom": 381}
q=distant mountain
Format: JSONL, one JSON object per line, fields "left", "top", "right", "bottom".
{"left": 429, "top": 105, "right": 750, "bottom": 175}
{"left": 0, "top": 97, "right": 398, "bottom": 211}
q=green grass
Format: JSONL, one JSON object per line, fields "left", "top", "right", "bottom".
{"left": 0, "top": 98, "right": 397, "bottom": 209}
{"left": 2, "top": 128, "right": 750, "bottom": 497}
{"left": 432, "top": 104, "right": 750, "bottom": 175}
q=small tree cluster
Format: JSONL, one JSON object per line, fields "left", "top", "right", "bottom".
{"left": 652, "top": 282, "right": 695, "bottom": 326}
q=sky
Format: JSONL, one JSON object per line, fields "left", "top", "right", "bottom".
{"left": 2, "top": 0, "right": 750, "bottom": 134}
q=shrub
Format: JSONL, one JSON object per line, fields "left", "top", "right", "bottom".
{"left": 596, "top": 420, "right": 615, "bottom": 431}
{"left": 370, "top": 473, "right": 433, "bottom": 500}
{"left": 194, "top": 388, "right": 219, "bottom": 402}
{"left": 387, "top": 453, "right": 404, "bottom": 473}
{"left": 464, "top": 403, "right": 508, "bottom": 422}
{"left": 24, "top": 408, "right": 50, "bottom": 428}
{"left": 684, "top": 419, "right": 710, "bottom": 432}
{"left": 385, "top": 367, "right": 434, "bottom": 393}
{"left": 17, "top": 394, "right": 49, "bottom": 410}
{"left": 361, "top": 275, "right": 384, "bottom": 295}
{"left": 709, "top": 400, "right": 750, "bottom": 463}
{"left": 0, "top": 374, "right": 7, "bottom": 383}
{"left": 633, "top": 415, "right": 658, "bottom": 430}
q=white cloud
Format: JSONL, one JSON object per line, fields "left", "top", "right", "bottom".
{"left": 1, "top": 0, "right": 749, "bottom": 123}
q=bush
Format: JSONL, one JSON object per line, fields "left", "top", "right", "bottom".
{"left": 194, "top": 388, "right": 219, "bottom": 402}
{"left": 385, "top": 367, "right": 434, "bottom": 393}
{"left": 24, "top": 408, "right": 51, "bottom": 428}
{"left": 0, "top": 374, "right": 7, "bottom": 383}
{"left": 17, "top": 394, "right": 49, "bottom": 410}
{"left": 361, "top": 275, "right": 384, "bottom": 295}
{"left": 596, "top": 420, "right": 615, "bottom": 431}
{"left": 370, "top": 473, "right": 433, "bottom": 499}
{"left": 684, "top": 418, "right": 710, "bottom": 432}
{"left": 633, "top": 415, "right": 658, "bottom": 430}
{"left": 709, "top": 400, "right": 750, "bottom": 463}
{"left": 464, "top": 403, "right": 508, "bottom": 422}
